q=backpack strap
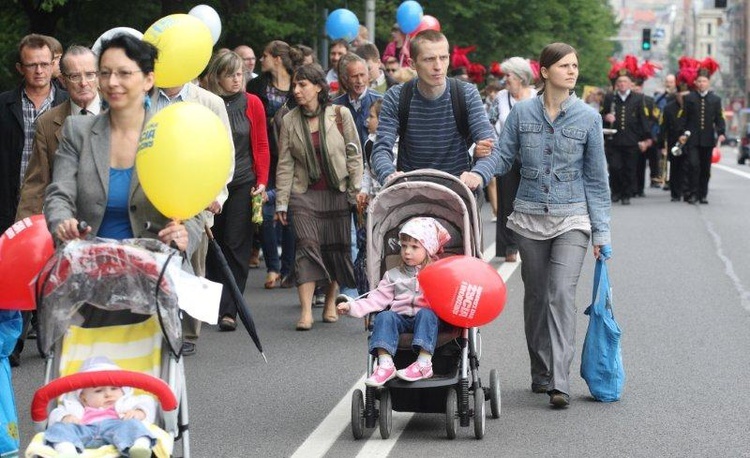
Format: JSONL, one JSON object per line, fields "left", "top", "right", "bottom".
{"left": 396, "top": 79, "right": 416, "bottom": 170}
{"left": 448, "top": 77, "right": 470, "bottom": 144}
{"left": 396, "top": 77, "right": 471, "bottom": 170}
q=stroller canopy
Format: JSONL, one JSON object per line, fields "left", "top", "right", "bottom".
{"left": 36, "top": 238, "right": 183, "bottom": 355}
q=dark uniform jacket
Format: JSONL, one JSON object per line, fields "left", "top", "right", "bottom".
{"left": 682, "top": 91, "right": 725, "bottom": 148}
{"left": 601, "top": 91, "right": 652, "bottom": 147}
{"left": 658, "top": 99, "right": 686, "bottom": 150}
{"left": 0, "top": 84, "right": 68, "bottom": 231}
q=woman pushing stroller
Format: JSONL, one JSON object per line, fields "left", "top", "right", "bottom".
{"left": 337, "top": 217, "right": 450, "bottom": 387}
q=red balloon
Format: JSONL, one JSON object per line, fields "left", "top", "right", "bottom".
{"left": 409, "top": 15, "right": 441, "bottom": 37}
{"left": 418, "top": 255, "right": 506, "bottom": 328}
{"left": 711, "top": 147, "right": 721, "bottom": 164}
{"left": 0, "top": 214, "right": 54, "bottom": 310}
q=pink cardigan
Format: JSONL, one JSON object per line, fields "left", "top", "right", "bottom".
{"left": 347, "top": 266, "right": 429, "bottom": 318}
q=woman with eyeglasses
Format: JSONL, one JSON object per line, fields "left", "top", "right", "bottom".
{"left": 203, "top": 51, "right": 270, "bottom": 331}
{"left": 45, "top": 34, "right": 201, "bottom": 256}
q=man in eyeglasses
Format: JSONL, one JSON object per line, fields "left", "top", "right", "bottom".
{"left": 0, "top": 34, "right": 68, "bottom": 367}
{"left": 234, "top": 44, "right": 258, "bottom": 82}
{"left": 17, "top": 45, "right": 100, "bottom": 221}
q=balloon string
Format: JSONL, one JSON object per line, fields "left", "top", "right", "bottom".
{"left": 348, "top": 278, "right": 412, "bottom": 301}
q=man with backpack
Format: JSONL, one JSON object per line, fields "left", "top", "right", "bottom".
{"left": 371, "top": 30, "right": 498, "bottom": 192}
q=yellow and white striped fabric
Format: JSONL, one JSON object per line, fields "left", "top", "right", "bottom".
{"left": 58, "top": 315, "right": 162, "bottom": 378}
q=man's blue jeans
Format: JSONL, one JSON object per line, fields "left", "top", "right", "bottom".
{"left": 261, "top": 201, "right": 295, "bottom": 277}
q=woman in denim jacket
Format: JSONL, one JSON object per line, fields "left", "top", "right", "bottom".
{"left": 496, "top": 43, "right": 611, "bottom": 408}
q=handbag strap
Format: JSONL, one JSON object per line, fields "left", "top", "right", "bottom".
{"left": 591, "top": 259, "right": 610, "bottom": 306}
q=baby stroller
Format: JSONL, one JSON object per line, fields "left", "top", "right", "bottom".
{"left": 351, "top": 169, "right": 501, "bottom": 440}
{"left": 25, "top": 238, "right": 191, "bottom": 457}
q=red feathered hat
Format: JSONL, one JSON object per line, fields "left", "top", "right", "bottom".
{"left": 676, "top": 56, "right": 700, "bottom": 91}
{"left": 634, "top": 60, "right": 660, "bottom": 85}
{"left": 608, "top": 54, "right": 639, "bottom": 84}
{"left": 489, "top": 61, "right": 503, "bottom": 78}
{"left": 451, "top": 45, "right": 476, "bottom": 71}
{"left": 467, "top": 62, "right": 486, "bottom": 85}
{"left": 697, "top": 57, "right": 719, "bottom": 78}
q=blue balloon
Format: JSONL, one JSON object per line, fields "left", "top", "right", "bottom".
{"left": 396, "top": 1, "right": 423, "bottom": 34}
{"left": 326, "top": 9, "right": 360, "bottom": 42}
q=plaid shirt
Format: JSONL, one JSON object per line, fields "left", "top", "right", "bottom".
{"left": 20, "top": 86, "right": 56, "bottom": 183}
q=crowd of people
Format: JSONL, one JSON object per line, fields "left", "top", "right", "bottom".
{"left": 0, "top": 22, "right": 727, "bottom": 445}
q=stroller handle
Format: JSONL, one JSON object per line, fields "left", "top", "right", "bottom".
{"left": 31, "top": 370, "right": 178, "bottom": 422}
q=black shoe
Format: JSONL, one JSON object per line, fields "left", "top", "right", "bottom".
{"left": 650, "top": 182, "right": 661, "bottom": 188}
{"left": 549, "top": 390, "right": 570, "bottom": 408}
{"left": 671, "top": 197, "right": 680, "bottom": 202}
{"left": 181, "top": 341, "right": 196, "bottom": 356}
{"left": 611, "top": 194, "right": 620, "bottom": 203}
{"left": 662, "top": 184, "right": 670, "bottom": 191}
{"left": 699, "top": 198, "right": 708, "bottom": 204}
{"left": 687, "top": 196, "right": 698, "bottom": 204}
{"left": 621, "top": 197, "right": 631, "bottom": 205}
{"left": 531, "top": 383, "right": 550, "bottom": 394}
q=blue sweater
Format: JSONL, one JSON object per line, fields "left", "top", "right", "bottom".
{"left": 371, "top": 79, "right": 499, "bottom": 186}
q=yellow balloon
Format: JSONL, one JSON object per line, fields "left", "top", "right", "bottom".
{"left": 143, "top": 14, "right": 213, "bottom": 87}
{"left": 136, "top": 103, "right": 232, "bottom": 219}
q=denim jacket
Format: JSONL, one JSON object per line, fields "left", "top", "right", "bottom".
{"left": 497, "top": 93, "right": 611, "bottom": 245}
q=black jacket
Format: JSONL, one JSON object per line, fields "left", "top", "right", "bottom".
{"left": 601, "top": 91, "right": 651, "bottom": 147}
{"left": 658, "top": 99, "right": 686, "bottom": 150}
{"left": 0, "top": 84, "right": 68, "bottom": 231}
{"left": 683, "top": 91, "right": 725, "bottom": 148}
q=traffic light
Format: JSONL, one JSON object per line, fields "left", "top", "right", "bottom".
{"left": 641, "top": 28, "right": 652, "bottom": 51}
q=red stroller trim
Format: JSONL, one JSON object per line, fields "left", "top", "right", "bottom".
{"left": 31, "top": 370, "right": 178, "bottom": 422}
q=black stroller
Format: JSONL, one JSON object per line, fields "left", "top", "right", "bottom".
{"left": 351, "top": 169, "right": 501, "bottom": 440}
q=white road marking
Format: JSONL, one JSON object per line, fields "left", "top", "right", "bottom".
{"left": 714, "top": 163, "right": 750, "bottom": 180}
{"left": 292, "top": 242, "right": 519, "bottom": 458}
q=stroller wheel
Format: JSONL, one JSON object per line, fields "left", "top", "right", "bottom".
{"left": 445, "top": 387, "right": 458, "bottom": 440}
{"left": 378, "top": 389, "right": 392, "bottom": 439}
{"left": 473, "top": 385, "right": 485, "bottom": 439}
{"left": 351, "top": 389, "right": 365, "bottom": 440}
{"left": 489, "top": 369, "right": 501, "bottom": 419}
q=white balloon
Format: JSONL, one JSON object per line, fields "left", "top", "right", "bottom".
{"left": 92, "top": 27, "right": 144, "bottom": 56}
{"left": 189, "top": 4, "right": 222, "bottom": 45}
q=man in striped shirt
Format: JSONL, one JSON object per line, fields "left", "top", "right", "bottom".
{"left": 371, "top": 30, "right": 499, "bottom": 191}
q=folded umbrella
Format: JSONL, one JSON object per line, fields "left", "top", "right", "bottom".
{"left": 205, "top": 226, "right": 266, "bottom": 362}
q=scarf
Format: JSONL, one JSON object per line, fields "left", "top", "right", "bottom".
{"left": 299, "top": 105, "right": 341, "bottom": 188}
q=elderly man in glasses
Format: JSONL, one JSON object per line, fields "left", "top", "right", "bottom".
{"left": 17, "top": 45, "right": 101, "bottom": 221}
{"left": 0, "top": 34, "right": 68, "bottom": 367}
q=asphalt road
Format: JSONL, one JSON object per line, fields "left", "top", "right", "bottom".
{"left": 11, "top": 145, "right": 750, "bottom": 457}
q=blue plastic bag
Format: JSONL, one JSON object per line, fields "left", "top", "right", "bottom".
{"left": 0, "top": 310, "right": 22, "bottom": 456}
{"left": 580, "top": 259, "right": 625, "bottom": 402}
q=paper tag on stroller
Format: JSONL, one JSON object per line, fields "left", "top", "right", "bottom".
{"left": 170, "top": 271, "right": 222, "bottom": 324}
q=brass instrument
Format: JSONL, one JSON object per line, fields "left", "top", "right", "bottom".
{"left": 670, "top": 130, "right": 691, "bottom": 156}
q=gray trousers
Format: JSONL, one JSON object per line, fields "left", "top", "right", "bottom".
{"left": 182, "top": 232, "right": 208, "bottom": 342}
{"left": 516, "top": 229, "right": 589, "bottom": 395}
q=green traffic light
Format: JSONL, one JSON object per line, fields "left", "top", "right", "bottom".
{"left": 642, "top": 42, "right": 651, "bottom": 51}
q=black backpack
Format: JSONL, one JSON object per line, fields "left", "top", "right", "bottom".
{"left": 396, "top": 77, "right": 471, "bottom": 170}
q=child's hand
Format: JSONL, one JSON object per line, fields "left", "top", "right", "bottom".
{"left": 122, "top": 409, "right": 146, "bottom": 421}
{"left": 336, "top": 301, "right": 350, "bottom": 315}
{"left": 61, "top": 415, "right": 81, "bottom": 424}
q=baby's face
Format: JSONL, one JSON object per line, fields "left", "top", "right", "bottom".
{"left": 80, "top": 386, "right": 124, "bottom": 409}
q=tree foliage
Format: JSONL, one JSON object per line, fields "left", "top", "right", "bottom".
{"left": 1, "top": 0, "right": 616, "bottom": 91}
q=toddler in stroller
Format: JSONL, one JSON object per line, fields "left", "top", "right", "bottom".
{"left": 43, "top": 356, "right": 155, "bottom": 458}
{"left": 337, "top": 217, "right": 451, "bottom": 387}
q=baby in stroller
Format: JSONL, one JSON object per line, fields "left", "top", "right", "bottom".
{"left": 43, "top": 356, "right": 155, "bottom": 458}
{"left": 337, "top": 217, "right": 450, "bottom": 387}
